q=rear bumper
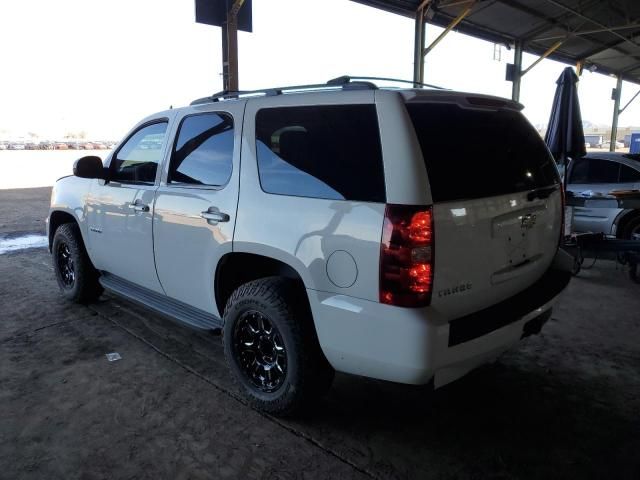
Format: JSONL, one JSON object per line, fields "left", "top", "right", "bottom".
{"left": 309, "top": 252, "right": 571, "bottom": 387}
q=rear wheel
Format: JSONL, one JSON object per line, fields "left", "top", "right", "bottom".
{"left": 52, "top": 223, "right": 102, "bottom": 303}
{"left": 620, "top": 215, "right": 640, "bottom": 241}
{"left": 223, "top": 277, "right": 334, "bottom": 416}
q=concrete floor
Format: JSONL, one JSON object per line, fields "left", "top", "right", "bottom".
{"left": 1, "top": 187, "right": 639, "bottom": 479}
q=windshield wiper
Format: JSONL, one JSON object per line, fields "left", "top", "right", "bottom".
{"left": 527, "top": 185, "right": 559, "bottom": 201}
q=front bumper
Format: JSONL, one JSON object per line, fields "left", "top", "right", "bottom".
{"left": 308, "top": 253, "right": 572, "bottom": 387}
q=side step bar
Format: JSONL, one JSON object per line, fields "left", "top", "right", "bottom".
{"left": 99, "top": 273, "right": 223, "bottom": 331}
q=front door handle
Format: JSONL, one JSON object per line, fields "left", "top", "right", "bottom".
{"left": 200, "top": 207, "right": 230, "bottom": 224}
{"left": 128, "top": 202, "right": 149, "bottom": 212}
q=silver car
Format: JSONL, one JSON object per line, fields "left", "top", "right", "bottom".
{"left": 567, "top": 153, "right": 640, "bottom": 239}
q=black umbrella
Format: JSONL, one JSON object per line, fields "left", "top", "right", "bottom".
{"left": 544, "top": 66, "right": 586, "bottom": 169}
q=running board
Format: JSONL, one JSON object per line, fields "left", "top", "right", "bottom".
{"left": 99, "top": 273, "right": 223, "bottom": 331}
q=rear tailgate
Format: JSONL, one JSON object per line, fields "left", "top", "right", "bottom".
{"left": 406, "top": 99, "right": 562, "bottom": 320}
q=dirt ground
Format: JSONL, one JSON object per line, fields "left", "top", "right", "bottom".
{"left": 0, "top": 187, "right": 51, "bottom": 235}
{"left": 1, "top": 187, "right": 639, "bottom": 479}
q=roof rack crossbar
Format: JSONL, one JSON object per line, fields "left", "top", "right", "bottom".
{"left": 190, "top": 75, "right": 446, "bottom": 105}
{"left": 327, "top": 75, "right": 447, "bottom": 90}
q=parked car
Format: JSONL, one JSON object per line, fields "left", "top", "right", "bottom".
{"left": 39, "top": 141, "right": 55, "bottom": 150}
{"left": 54, "top": 142, "right": 69, "bottom": 150}
{"left": 0, "top": 142, "right": 8, "bottom": 150}
{"left": 8, "top": 142, "right": 25, "bottom": 150}
{"left": 25, "top": 141, "right": 39, "bottom": 150}
{"left": 602, "top": 140, "right": 625, "bottom": 150}
{"left": 48, "top": 78, "right": 571, "bottom": 415}
{"left": 567, "top": 152, "right": 640, "bottom": 239}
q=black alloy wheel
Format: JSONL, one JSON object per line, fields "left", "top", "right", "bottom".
{"left": 233, "top": 310, "right": 287, "bottom": 393}
{"left": 51, "top": 222, "right": 103, "bottom": 303}
{"left": 223, "top": 277, "right": 334, "bottom": 416}
{"left": 56, "top": 242, "right": 75, "bottom": 287}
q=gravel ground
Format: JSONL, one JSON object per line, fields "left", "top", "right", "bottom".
{"left": 0, "top": 187, "right": 639, "bottom": 479}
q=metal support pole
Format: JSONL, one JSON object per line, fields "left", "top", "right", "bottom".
{"left": 521, "top": 40, "right": 563, "bottom": 76}
{"left": 221, "top": 23, "right": 230, "bottom": 91}
{"left": 423, "top": 1, "right": 475, "bottom": 57}
{"left": 619, "top": 88, "right": 640, "bottom": 115}
{"left": 511, "top": 40, "right": 523, "bottom": 102}
{"left": 413, "top": 8, "right": 426, "bottom": 85}
{"left": 610, "top": 75, "right": 622, "bottom": 152}
{"left": 221, "top": 0, "right": 245, "bottom": 92}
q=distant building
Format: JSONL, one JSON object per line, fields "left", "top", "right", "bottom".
{"left": 584, "top": 134, "right": 604, "bottom": 147}
{"left": 623, "top": 131, "right": 640, "bottom": 147}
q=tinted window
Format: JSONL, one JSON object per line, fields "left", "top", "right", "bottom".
{"left": 570, "top": 158, "right": 621, "bottom": 184}
{"left": 255, "top": 105, "right": 385, "bottom": 202}
{"left": 620, "top": 164, "right": 640, "bottom": 183}
{"left": 406, "top": 103, "right": 559, "bottom": 202}
{"left": 169, "top": 113, "right": 234, "bottom": 186}
{"left": 569, "top": 159, "right": 589, "bottom": 183}
{"left": 111, "top": 122, "right": 167, "bottom": 184}
{"left": 588, "top": 159, "right": 620, "bottom": 183}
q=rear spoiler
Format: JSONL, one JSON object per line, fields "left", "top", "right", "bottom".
{"left": 401, "top": 90, "right": 524, "bottom": 111}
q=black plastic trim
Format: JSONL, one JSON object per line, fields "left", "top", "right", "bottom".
{"left": 448, "top": 266, "right": 571, "bottom": 347}
{"left": 99, "top": 273, "right": 222, "bottom": 331}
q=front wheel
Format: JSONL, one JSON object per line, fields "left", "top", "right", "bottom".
{"left": 223, "top": 277, "right": 334, "bottom": 416}
{"left": 52, "top": 223, "right": 102, "bottom": 303}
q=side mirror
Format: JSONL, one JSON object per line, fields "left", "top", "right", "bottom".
{"left": 73, "top": 156, "right": 106, "bottom": 180}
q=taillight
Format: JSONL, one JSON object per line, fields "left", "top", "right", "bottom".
{"left": 380, "top": 204, "right": 434, "bottom": 307}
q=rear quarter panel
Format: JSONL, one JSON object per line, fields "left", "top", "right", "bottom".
{"left": 234, "top": 91, "right": 386, "bottom": 302}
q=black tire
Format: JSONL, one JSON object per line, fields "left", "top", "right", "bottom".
{"left": 52, "top": 223, "right": 103, "bottom": 303}
{"left": 223, "top": 277, "right": 334, "bottom": 416}
{"left": 630, "top": 262, "right": 640, "bottom": 284}
{"left": 571, "top": 249, "right": 584, "bottom": 276}
{"left": 621, "top": 215, "right": 640, "bottom": 241}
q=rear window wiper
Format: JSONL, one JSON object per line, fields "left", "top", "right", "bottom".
{"left": 527, "top": 185, "right": 559, "bottom": 201}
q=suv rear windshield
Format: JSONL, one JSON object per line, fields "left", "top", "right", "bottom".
{"left": 406, "top": 103, "right": 559, "bottom": 203}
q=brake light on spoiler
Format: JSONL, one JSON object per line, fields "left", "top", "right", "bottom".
{"left": 380, "top": 205, "right": 434, "bottom": 308}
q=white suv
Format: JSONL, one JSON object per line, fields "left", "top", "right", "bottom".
{"left": 48, "top": 77, "right": 571, "bottom": 415}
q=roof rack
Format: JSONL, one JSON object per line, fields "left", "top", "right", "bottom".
{"left": 327, "top": 75, "right": 446, "bottom": 90}
{"left": 190, "top": 75, "right": 445, "bottom": 105}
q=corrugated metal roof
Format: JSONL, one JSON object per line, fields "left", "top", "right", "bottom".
{"left": 351, "top": 0, "right": 640, "bottom": 85}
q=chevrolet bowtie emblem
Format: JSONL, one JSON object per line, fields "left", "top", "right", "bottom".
{"left": 521, "top": 213, "right": 537, "bottom": 230}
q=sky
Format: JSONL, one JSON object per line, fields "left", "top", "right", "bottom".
{"left": 1, "top": 0, "right": 639, "bottom": 140}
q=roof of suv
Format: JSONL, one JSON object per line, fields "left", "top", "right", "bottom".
{"left": 584, "top": 152, "right": 640, "bottom": 169}
{"left": 187, "top": 76, "right": 524, "bottom": 112}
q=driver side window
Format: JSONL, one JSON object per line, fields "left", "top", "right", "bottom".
{"left": 111, "top": 121, "right": 168, "bottom": 184}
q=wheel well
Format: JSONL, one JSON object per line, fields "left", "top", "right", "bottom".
{"left": 215, "top": 253, "right": 306, "bottom": 315}
{"left": 48, "top": 211, "right": 77, "bottom": 250}
{"left": 615, "top": 210, "right": 640, "bottom": 238}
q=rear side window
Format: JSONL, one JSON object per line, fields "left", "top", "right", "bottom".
{"left": 111, "top": 122, "right": 167, "bottom": 184}
{"left": 255, "top": 105, "right": 385, "bottom": 202}
{"left": 169, "top": 113, "right": 234, "bottom": 187}
{"left": 406, "top": 103, "right": 559, "bottom": 202}
{"left": 570, "top": 158, "right": 621, "bottom": 184}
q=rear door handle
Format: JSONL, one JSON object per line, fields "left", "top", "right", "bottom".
{"left": 128, "top": 202, "right": 149, "bottom": 212}
{"left": 200, "top": 208, "right": 230, "bottom": 224}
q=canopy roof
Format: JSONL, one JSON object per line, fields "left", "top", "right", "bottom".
{"left": 351, "top": 0, "right": 640, "bottom": 85}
